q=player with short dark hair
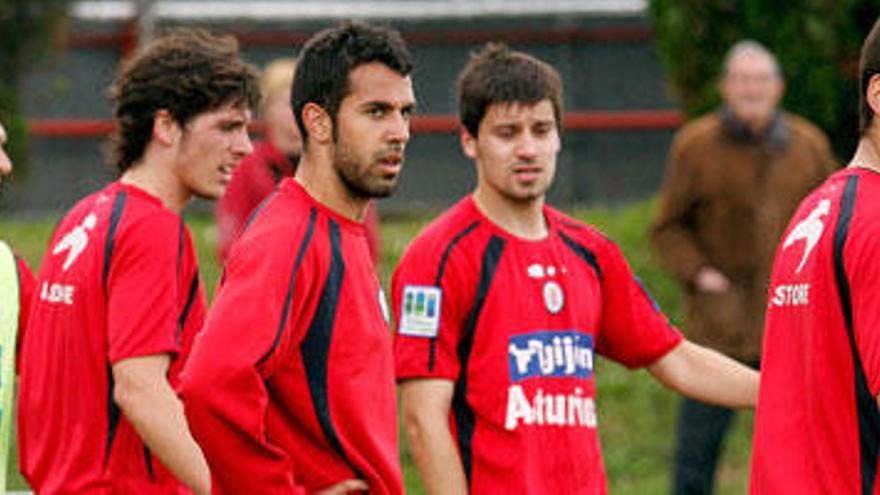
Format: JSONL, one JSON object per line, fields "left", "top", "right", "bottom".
{"left": 750, "top": 16, "right": 880, "bottom": 494}
{"left": 394, "top": 43, "right": 759, "bottom": 494}
{"left": 17, "top": 29, "right": 258, "bottom": 494}
{"left": 181, "top": 21, "right": 415, "bottom": 494}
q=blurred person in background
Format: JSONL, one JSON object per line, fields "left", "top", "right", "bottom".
{"left": 17, "top": 29, "right": 258, "bottom": 494}
{"left": 216, "top": 57, "right": 381, "bottom": 264}
{"left": 651, "top": 39, "right": 837, "bottom": 495}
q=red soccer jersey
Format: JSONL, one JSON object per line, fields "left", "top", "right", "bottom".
{"left": 18, "top": 181, "right": 207, "bottom": 494}
{"left": 181, "top": 179, "right": 403, "bottom": 494}
{"left": 392, "top": 197, "right": 682, "bottom": 494}
{"left": 751, "top": 167, "right": 880, "bottom": 494}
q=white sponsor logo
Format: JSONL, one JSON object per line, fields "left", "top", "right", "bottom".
{"left": 40, "top": 282, "right": 75, "bottom": 305}
{"left": 398, "top": 285, "right": 442, "bottom": 337}
{"left": 505, "top": 385, "right": 597, "bottom": 430}
{"left": 508, "top": 331, "right": 594, "bottom": 381}
{"left": 782, "top": 199, "right": 830, "bottom": 273}
{"left": 770, "top": 283, "right": 810, "bottom": 307}
{"left": 52, "top": 213, "right": 97, "bottom": 271}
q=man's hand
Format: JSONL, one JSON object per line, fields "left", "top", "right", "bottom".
{"left": 694, "top": 266, "right": 730, "bottom": 293}
{"left": 316, "top": 479, "right": 369, "bottom": 494}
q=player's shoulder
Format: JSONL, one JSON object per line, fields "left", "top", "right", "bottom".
{"left": 400, "top": 197, "right": 485, "bottom": 263}
{"left": 551, "top": 207, "right": 616, "bottom": 251}
{"left": 231, "top": 180, "right": 325, "bottom": 257}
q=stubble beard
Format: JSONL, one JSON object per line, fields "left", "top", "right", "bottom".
{"left": 333, "top": 143, "right": 400, "bottom": 199}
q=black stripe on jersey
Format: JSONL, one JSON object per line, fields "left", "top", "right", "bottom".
{"left": 300, "top": 218, "right": 360, "bottom": 474}
{"left": 143, "top": 446, "right": 154, "bottom": 479}
{"left": 103, "top": 191, "right": 128, "bottom": 289}
{"left": 832, "top": 174, "right": 880, "bottom": 495}
{"left": 177, "top": 270, "right": 200, "bottom": 345}
{"left": 257, "top": 207, "right": 317, "bottom": 366}
{"left": 558, "top": 231, "right": 602, "bottom": 279}
{"left": 103, "top": 190, "right": 128, "bottom": 465}
{"left": 454, "top": 235, "right": 505, "bottom": 485}
{"left": 427, "top": 220, "right": 481, "bottom": 371}
{"left": 104, "top": 366, "right": 120, "bottom": 465}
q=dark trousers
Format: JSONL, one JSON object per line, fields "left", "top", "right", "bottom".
{"left": 672, "top": 359, "right": 758, "bottom": 495}
{"left": 672, "top": 398, "right": 734, "bottom": 495}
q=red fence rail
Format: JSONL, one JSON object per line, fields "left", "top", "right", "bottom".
{"left": 27, "top": 110, "right": 682, "bottom": 138}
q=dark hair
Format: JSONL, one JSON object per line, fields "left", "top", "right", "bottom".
{"left": 291, "top": 20, "right": 413, "bottom": 143}
{"left": 457, "top": 43, "right": 563, "bottom": 137}
{"left": 108, "top": 28, "right": 259, "bottom": 172}
{"left": 860, "top": 18, "right": 880, "bottom": 135}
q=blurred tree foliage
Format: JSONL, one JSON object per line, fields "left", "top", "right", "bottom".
{"left": 0, "top": 0, "right": 69, "bottom": 175}
{"left": 649, "top": 0, "right": 880, "bottom": 159}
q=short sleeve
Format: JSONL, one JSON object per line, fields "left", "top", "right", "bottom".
{"left": 595, "top": 239, "right": 683, "bottom": 368}
{"left": 846, "top": 220, "right": 880, "bottom": 395}
{"left": 392, "top": 242, "right": 472, "bottom": 381}
{"left": 106, "top": 213, "right": 181, "bottom": 363}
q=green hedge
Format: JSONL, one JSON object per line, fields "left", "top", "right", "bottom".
{"left": 649, "top": 0, "right": 880, "bottom": 159}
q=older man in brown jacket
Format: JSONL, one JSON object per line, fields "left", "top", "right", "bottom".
{"left": 652, "top": 40, "right": 837, "bottom": 495}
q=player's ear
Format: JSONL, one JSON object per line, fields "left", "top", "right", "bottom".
{"left": 460, "top": 126, "right": 478, "bottom": 160}
{"left": 302, "top": 103, "right": 333, "bottom": 144}
{"left": 153, "top": 109, "right": 181, "bottom": 147}
{"left": 868, "top": 74, "right": 880, "bottom": 116}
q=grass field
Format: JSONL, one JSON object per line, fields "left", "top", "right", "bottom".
{"left": 0, "top": 200, "right": 753, "bottom": 493}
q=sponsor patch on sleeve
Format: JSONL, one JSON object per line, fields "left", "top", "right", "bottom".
{"left": 398, "top": 285, "right": 442, "bottom": 338}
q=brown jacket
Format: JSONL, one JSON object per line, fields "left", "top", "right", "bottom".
{"left": 651, "top": 110, "right": 837, "bottom": 360}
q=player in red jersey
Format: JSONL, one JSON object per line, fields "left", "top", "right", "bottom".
{"left": 17, "top": 30, "right": 258, "bottom": 494}
{"left": 393, "top": 43, "right": 760, "bottom": 495}
{"left": 180, "top": 21, "right": 415, "bottom": 494}
{"left": 0, "top": 119, "right": 36, "bottom": 338}
{"left": 750, "top": 17, "right": 880, "bottom": 495}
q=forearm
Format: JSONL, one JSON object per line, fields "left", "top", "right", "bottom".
{"left": 404, "top": 413, "right": 468, "bottom": 495}
{"left": 648, "top": 340, "right": 759, "bottom": 408}
{"left": 115, "top": 375, "right": 211, "bottom": 494}
{"left": 400, "top": 379, "right": 468, "bottom": 495}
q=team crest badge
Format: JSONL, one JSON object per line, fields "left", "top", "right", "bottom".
{"left": 399, "top": 285, "right": 442, "bottom": 337}
{"left": 543, "top": 281, "right": 564, "bottom": 314}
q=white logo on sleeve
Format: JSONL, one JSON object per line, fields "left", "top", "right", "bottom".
{"left": 398, "top": 285, "right": 442, "bottom": 338}
{"left": 52, "top": 213, "right": 97, "bottom": 271}
{"left": 782, "top": 199, "right": 830, "bottom": 273}
{"left": 378, "top": 288, "right": 390, "bottom": 324}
